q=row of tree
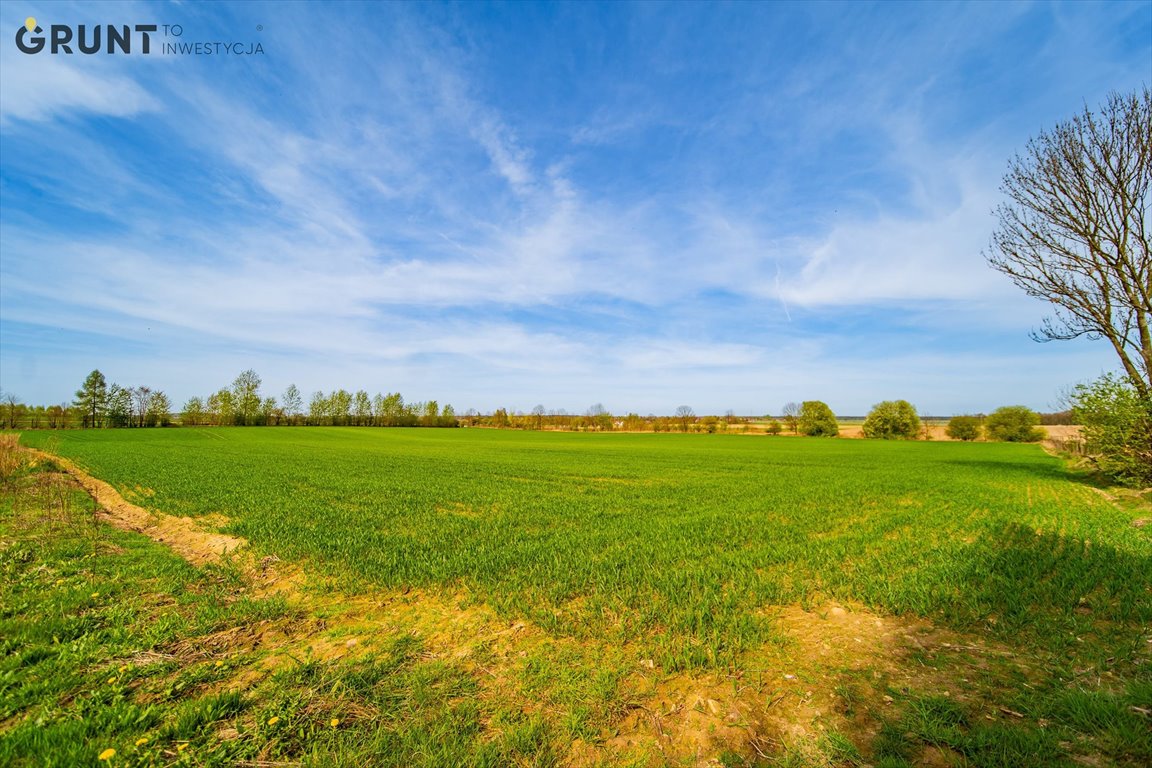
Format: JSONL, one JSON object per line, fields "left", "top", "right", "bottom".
{"left": 461, "top": 405, "right": 755, "bottom": 433}
{"left": 74, "top": 371, "right": 173, "bottom": 428}
{"left": 858, "top": 400, "right": 1046, "bottom": 443}
{"left": 2, "top": 375, "right": 1050, "bottom": 442}
{"left": 66, "top": 369, "right": 460, "bottom": 429}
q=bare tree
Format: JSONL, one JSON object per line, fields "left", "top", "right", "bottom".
{"left": 782, "top": 402, "right": 800, "bottom": 434}
{"left": 282, "top": 384, "right": 303, "bottom": 425}
{"left": 987, "top": 88, "right": 1151, "bottom": 397}
{"left": 3, "top": 392, "right": 21, "bottom": 429}
{"left": 674, "top": 405, "right": 695, "bottom": 432}
{"left": 131, "top": 386, "right": 153, "bottom": 428}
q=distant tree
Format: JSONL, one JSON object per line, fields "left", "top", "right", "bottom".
{"left": 353, "top": 390, "right": 372, "bottom": 426}
{"left": 622, "top": 412, "right": 645, "bottom": 431}
{"left": 148, "top": 391, "right": 172, "bottom": 427}
{"left": 782, "top": 402, "right": 800, "bottom": 434}
{"left": 231, "top": 369, "right": 262, "bottom": 426}
{"left": 330, "top": 389, "right": 352, "bottom": 426}
{"left": 919, "top": 418, "right": 934, "bottom": 441}
{"left": 379, "top": 392, "right": 405, "bottom": 426}
{"left": 985, "top": 406, "right": 1046, "bottom": 442}
{"left": 862, "top": 400, "right": 921, "bottom": 440}
{"left": 1038, "top": 410, "right": 1075, "bottom": 426}
{"left": 46, "top": 404, "right": 66, "bottom": 429}
{"left": 182, "top": 396, "right": 206, "bottom": 426}
{"left": 106, "top": 385, "right": 132, "bottom": 428}
{"left": 421, "top": 400, "right": 440, "bottom": 427}
{"left": 587, "top": 403, "right": 613, "bottom": 431}
{"left": 1071, "top": 373, "right": 1152, "bottom": 486}
{"left": 260, "top": 396, "right": 279, "bottom": 426}
{"left": 74, "top": 370, "right": 108, "bottom": 428}
{"left": 440, "top": 404, "right": 458, "bottom": 428}
{"left": 986, "top": 88, "right": 1151, "bottom": 399}
{"left": 131, "top": 386, "right": 154, "bottom": 428}
{"left": 675, "top": 405, "right": 695, "bottom": 433}
{"left": 308, "top": 391, "right": 329, "bottom": 425}
{"left": 3, "top": 392, "right": 21, "bottom": 429}
{"left": 207, "top": 388, "right": 234, "bottom": 426}
{"left": 282, "top": 384, "right": 303, "bottom": 425}
{"left": 766, "top": 419, "right": 782, "bottom": 435}
{"left": 798, "top": 400, "right": 838, "bottom": 437}
{"left": 945, "top": 415, "right": 983, "bottom": 441}
{"left": 531, "top": 404, "right": 546, "bottom": 430}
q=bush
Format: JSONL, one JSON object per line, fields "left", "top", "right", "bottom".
{"left": 945, "top": 415, "right": 982, "bottom": 441}
{"left": 985, "top": 406, "right": 1046, "bottom": 442}
{"left": 862, "top": 400, "right": 921, "bottom": 439}
{"left": 1071, "top": 374, "right": 1152, "bottom": 487}
{"left": 798, "top": 401, "right": 839, "bottom": 437}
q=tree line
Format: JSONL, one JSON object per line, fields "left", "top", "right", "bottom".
{"left": 180, "top": 373, "right": 458, "bottom": 428}
{"left": 1, "top": 375, "right": 1059, "bottom": 443}
{"left": 8, "top": 369, "right": 459, "bottom": 429}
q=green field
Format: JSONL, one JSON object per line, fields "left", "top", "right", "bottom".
{"left": 5, "top": 428, "right": 1152, "bottom": 766}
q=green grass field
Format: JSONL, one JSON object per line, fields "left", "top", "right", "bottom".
{"left": 5, "top": 428, "right": 1151, "bottom": 766}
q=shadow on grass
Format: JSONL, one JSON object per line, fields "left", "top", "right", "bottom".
{"left": 939, "top": 458, "right": 1071, "bottom": 483}
{"left": 939, "top": 523, "right": 1152, "bottom": 651}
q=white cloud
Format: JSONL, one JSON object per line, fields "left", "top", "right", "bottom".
{"left": 0, "top": 48, "right": 156, "bottom": 125}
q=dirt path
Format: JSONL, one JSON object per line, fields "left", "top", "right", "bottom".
{"left": 25, "top": 446, "right": 248, "bottom": 568}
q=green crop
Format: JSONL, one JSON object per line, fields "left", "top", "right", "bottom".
{"left": 19, "top": 429, "right": 1150, "bottom": 671}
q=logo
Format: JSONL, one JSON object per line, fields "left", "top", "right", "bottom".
{"left": 14, "top": 17, "right": 264, "bottom": 56}
{"left": 16, "top": 17, "right": 158, "bottom": 54}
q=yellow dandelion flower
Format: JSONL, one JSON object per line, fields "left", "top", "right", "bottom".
{"left": 134, "top": 737, "right": 148, "bottom": 746}
{"left": 55, "top": 579, "right": 65, "bottom": 585}
{"left": 330, "top": 718, "right": 340, "bottom": 727}
{"left": 107, "top": 676, "right": 117, "bottom": 685}
{"left": 267, "top": 716, "right": 280, "bottom": 726}
{"left": 214, "top": 660, "right": 223, "bottom": 668}
{"left": 98, "top": 748, "right": 116, "bottom": 760}
{"left": 177, "top": 743, "right": 188, "bottom": 752}
{"left": 119, "top": 665, "right": 128, "bottom": 672}
{"left": 91, "top": 592, "right": 100, "bottom": 598}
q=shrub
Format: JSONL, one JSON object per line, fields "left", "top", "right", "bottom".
{"left": 861, "top": 400, "right": 921, "bottom": 439}
{"left": 985, "top": 406, "right": 1045, "bottom": 442}
{"left": 766, "top": 419, "right": 782, "bottom": 435}
{"left": 945, "top": 415, "right": 982, "bottom": 441}
{"left": 798, "top": 401, "right": 839, "bottom": 437}
{"left": 1071, "top": 374, "right": 1152, "bottom": 487}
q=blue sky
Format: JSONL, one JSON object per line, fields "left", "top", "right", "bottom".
{"left": 1, "top": 1, "right": 1149, "bottom": 416}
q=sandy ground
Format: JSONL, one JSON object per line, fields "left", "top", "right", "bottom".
{"left": 835, "top": 423, "right": 1082, "bottom": 441}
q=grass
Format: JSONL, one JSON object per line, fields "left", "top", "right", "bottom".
{"left": 0, "top": 439, "right": 571, "bottom": 767}
{"left": 6, "top": 428, "right": 1152, "bottom": 765}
